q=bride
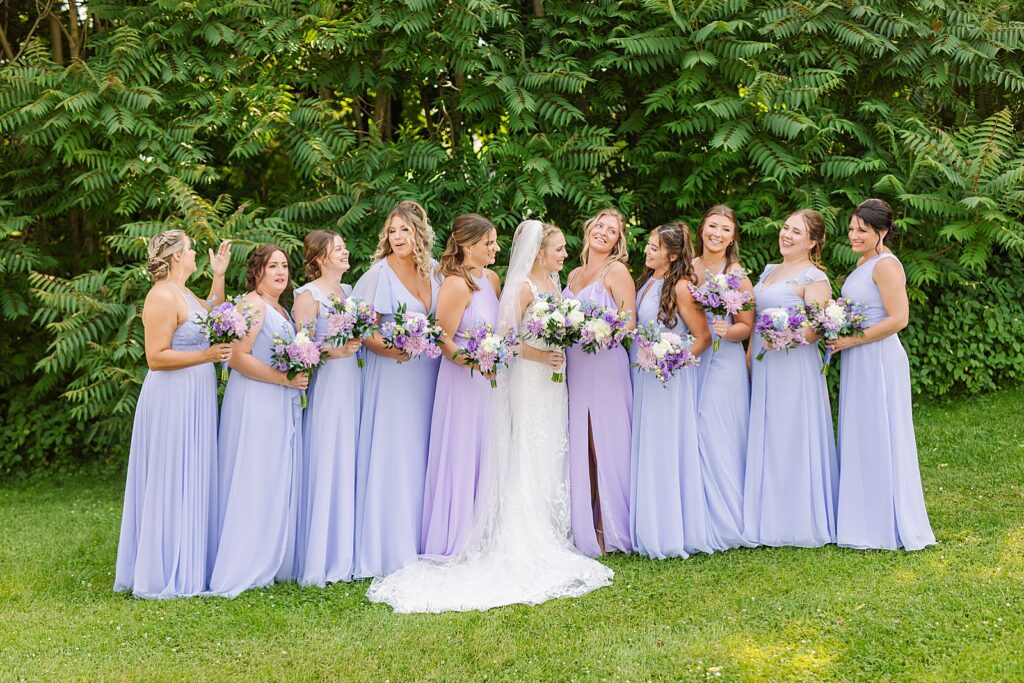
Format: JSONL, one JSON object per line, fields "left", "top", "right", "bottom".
{"left": 367, "top": 220, "right": 614, "bottom": 613}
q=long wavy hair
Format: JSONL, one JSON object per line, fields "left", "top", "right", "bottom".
{"left": 579, "top": 208, "right": 628, "bottom": 266}
{"left": 694, "top": 204, "right": 741, "bottom": 270}
{"left": 636, "top": 222, "right": 696, "bottom": 329}
{"left": 436, "top": 213, "right": 496, "bottom": 291}
{"left": 372, "top": 200, "right": 435, "bottom": 280}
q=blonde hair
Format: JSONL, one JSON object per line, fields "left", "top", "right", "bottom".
{"left": 580, "top": 208, "right": 628, "bottom": 265}
{"left": 437, "top": 213, "right": 496, "bottom": 292}
{"left": 536, "top": 223, "right": 563, "bottom": 266}
{"left": 372, "top": 200, "right": 435, "bottom": 280}
{"left": 147, "top": 230, "right": 187, "bottom": 281}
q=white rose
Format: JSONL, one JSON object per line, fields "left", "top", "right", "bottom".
{"left": 480, "top": 334, "right": 500, "bottom": 353}
{"left": 567, "top": 309, "right": 585, "bottom": 326}
{"left": 651, "top": 340, "right": 671, "bottom": 357}
{"left": 531, "top": 299, "right": 549, "bottom": 314}
{"left": 825, "top": 303, "right": 845, "bottom": 322}
{"left": 767, "top": 308, "right": 789, "bottom": 326}
{"left": 294, "top": 330, "right": 312, "bottom": 345}
{"left": 549, "top": 310, "right": 566, "bottom": 325}
{"left": 590, "top": 319, "right": 612, "bottom": 340}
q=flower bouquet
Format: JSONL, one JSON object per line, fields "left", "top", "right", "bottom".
{"left": 522, "top": 293, "right": 586, "bottom": 382}
{"left": 379, "top": 304, "right": 444, "bottom": 361}
{"left": 688, "top": 270, "right": 754, "bottom": 352}
{"left": 753, "top": 305, "right": 809, "bottom": 361}
{"left": 197, "top": 296, "right": 258, "bottom": 381}
{"left": 455, "top": 322, "right": 519, "bottom": 388}
{"left": 270, "top": 324, "right": 327, "bottom": 409}
{"left": 805, "top": 298, "right": 868, "bottom": 374}
{"left": 325, "top": 295, "right": 378, "bottom": 368}
{"left": 579, "top": 302, "right": 632, "bottom": 354}
{"left": 630, "top": 322, "right": 699, "bottom": 386}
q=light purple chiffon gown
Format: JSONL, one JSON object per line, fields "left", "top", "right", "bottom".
{"left": 743, "top": 264, "right": 838, "bottom": 547}
{"left": 837, "top": 253, "right": 935, "bottom": 550}
{"left": 629, "top": 278, "right": 712, "bottom": 559}
{"left": 694, "top": 268, "right": 751, "bottom": 550}
{"left": 208, "top": 302, "right": 303, "bottom": 597}
{"left": 564, "top": 274, "right": 632, "bottom": 557}
{"left": 293, "top": 283, "right": 362, "bottom": 586}
{"left": 114, "top": 288, "right": 217, "bottom": 599}
{"left": 353, "top": 259, "right": 442, "bottom": 578}
{"left": 420, "top": 273, "right": 499, "bottom": 556}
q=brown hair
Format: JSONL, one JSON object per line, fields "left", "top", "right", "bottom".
{"left": 788, "top": 209, "right": 826, "bottom": 269}
{"left": 580, "top": 208, "right": 628, "bottom": 266}
{"left": 304, "top": 230, "right": 339, "bottom": 280}
{"left": 695, "top": 204, "right": 741, "bottom": 269}
{"left": 246, "top": 243, "right": 290, "bottom": 292}
{"left": 437, "top": 213, "right": 496, "bottom": 291}
{"left": 146, "top": 230, "right": 187, "bottom": 281}
{"left": 372, "top": 200, "right": 435, "bottom": 280}
{"left": 852, "top": 198, "right": 896, "bottom": 254}
{"left": 636, "top": 222, "right": 697, "bottom": 329}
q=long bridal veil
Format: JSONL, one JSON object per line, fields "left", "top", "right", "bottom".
{"left": 366, "top": 220, "right": 613, "bottom": 613}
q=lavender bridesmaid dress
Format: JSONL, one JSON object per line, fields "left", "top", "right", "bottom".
{"left": 420, "top": 273, "right": 499, "bottom": 556}
{"left": 208, "top": 302, "right": 303, "bottom": 597}
{"left": 352, "top": 260, "right": 442, "bottom": 577}
{"left": 114, "top": 288, "right": 217, "bottom": 598}
{"left": 743, "top": 264, "right": 838, "bottom": 547}
{"left": 564, "top": 275, "right": 632, "bottom": 557}
{"left": 837, "top": 254, "right": 935, "bottom": 550}
{"left": 293, "top": 282, "right": 362, "bottom": 586}
{"left": 629, "top": 278, "right": 711, "bottom": 558}
{"left": 694, "top": 267, "right": 751, "bottom": 550}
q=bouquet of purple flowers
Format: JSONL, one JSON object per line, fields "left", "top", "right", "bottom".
{"left": 523, "top": 293, "right": 586, "bottom": 382}
{"left": 270, "top": 324, "right": 327, "bottom": 409}
{"left": 753, "top": 305, "right": 809, "bottom": 361}
{"left": 455, "top": 322, "right": 519, "bottom": 388}
{"left": 325, "top": 295, "right": 378, "bottom": 368}
{"left": 630, "top": 322, "right": 699, "bottom": 386}
{"left": 197, "top": 296, "right": 258, "bottom": 380}
{"left": 805, "top": 298, "right": 869, "bottom": 374}
{"left": 379, "top": 304, "right": 444, "bottom": 361}
{"left": 579, "top": 302, "right": 632, "bottom": 354}
{"left": 688, "top": 270, "right": 754, "bottom": 352}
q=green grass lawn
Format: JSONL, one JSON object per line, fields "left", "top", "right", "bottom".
{"left": 2, "top": 389, "right": 1023, "bottom": 681}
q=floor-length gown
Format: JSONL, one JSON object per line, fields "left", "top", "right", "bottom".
{"left": 208, "top": 302, "right": 303, "bottom": 597}
{"left": 743, "top": 265, "right": 838, "bottom": 547}
{"left": 293, "top": 282, "right": 362, "bottom": 586}
{"left": 629, "top": 278, "right": 712, "bottom": 558}
{"left": 114, "top": 287, "right": 217, "bottom": 599}
{"left": 563, "top": 274, "right": 633, "bottom": 556}
{"left": 352, "top": 259, "right": 442, "bottom": 578}
{"left": 421, "top": 273, "right": 499, "bottom": 556}
{"left": 836, "top": 253, "right": 935, "bottom": 550}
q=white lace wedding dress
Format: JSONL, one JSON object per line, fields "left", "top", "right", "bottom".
{"left": 366, "top": 221, "right": 613, "bottom": 613}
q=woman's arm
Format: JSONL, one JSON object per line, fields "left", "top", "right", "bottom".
{"left": 227, "top": 295, "right": 307, "bottom": 389}
{"left": 143, "top": 285, "right": 229, "bottom": 370}
{"left": 516, "top": 281, "right": 564, "bottom": 369}
{"left": 829, "top": 258, "right": 909, "bottom": 352}
{"left": 202, "top": 241, "right": 231, "bottom": 308}
{"left": 676, "top": 280, "right": 712, "bottom": 357}
{"left": 435, "top": 277, "right": 473, "bottom": 364}
{"left": 801, "top": 278, "right": 832, "bottom": 343}
{"left": 713, "top": 266, "right": 754, "bottom": 342}
{"left": 605, "top": 261, "right": 638, "bottom": 331}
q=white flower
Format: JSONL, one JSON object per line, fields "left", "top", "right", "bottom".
{"left": 480, "top": 334, "right": 500, "bottom": 353}
{"left": 767, "top": 308, "right": 789, "bottom": 326}
{"left": 563, "top": 298, "right": 582, "bottom": 312}
{"left": 589, "top": 319, "right": 612, "bottom": 341}
{"left": 651, "top": 340, "right": 671, "bottom": 357}
{"left": 660, "top": 332, "right": 683, "bottom": 347}
{"left": 825, "top": 303, "right": 846, "bottom": 322}
{"left": 293, "top": 330, "right": 312, "bottom": 345}
{"left": 531, "top": 299, "right": 550, "bottom": 315}
{"left": 549, "top": 310, "right": 566, "bottom": 325}
{"left": 566, "top": 309, "right": 585, "bottom": 326}
{"left": 711, "top": 273, "right": 729, "bottom": 287}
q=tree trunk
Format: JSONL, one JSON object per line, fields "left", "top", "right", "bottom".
{"left": 532, "top": 0, "right": 545, "bottom": 18}
{"left": 374, "top": 91, "right": 391, "bottom": 140}
{"left": 48, "top": 11, "right": 64, "bottom": 65}
{"left": 0, "top": 25, "right": 14, "bottom": 62}
{"left": 67, "top": 0, "right": 82, "bottom": 62}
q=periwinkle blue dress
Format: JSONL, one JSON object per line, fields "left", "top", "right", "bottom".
{"left": 694, "top": 266, "right": 751, "bottom": 550}
{"left": 352, "top": 259, "right": 442, "bottom": 577}
{"left": 837, "top": 253, "right": 935, "bottom": 550}
{"left": 629, "top": 278, "right": 712, "bottom": 559}
{"left": 564, "top": 273, "right": 633, "bottom": 557}
{"left": 114, "top": 287, "right": 217, "bottom": 599}
{"left": 208, "top": 301, "right": 303, "bottom": 597}
{"left": 420, "top": 272, "right": 499, "bottom": 557}
{"left": 293, "top": 282, "right": 362, "bottom": 585}
{"left": 743, "top": 264, "right": 838, "bottom": 547}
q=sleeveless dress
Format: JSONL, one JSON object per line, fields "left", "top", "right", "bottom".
{"left": 293, "top": 282, "right": 362, "bottom": 586}
{"left": 743, "top": 265, "right": 838, "bottom": 547}
{"left": 352, "top": 259, "right": 442, "bottom": 577}
{"left": 837, "top": 254, "right": 935, "bottom": 550}
{"left": 694, "top": 266, "right": 751, "bottom": 550}
{"left": 421, "top": 273, "right": 500, "bottom": 556}
{"left": 208, "top": 302, "right": 304, "bottom": 597}
{"left": 114, "top": 287, "right": 217, "bottom": 599}
{"left": 563, "top": 271, "right": 633, "bottom": 556}
{"left": 629, "top": 278, "right": 712, "bottom": 558}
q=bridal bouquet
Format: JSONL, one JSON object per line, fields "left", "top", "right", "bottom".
{"left": 379, "top": 304, "right": 444, "bottom": 361}
{"left": 579, "top": 302, "right": 632, "bottom": 354}
{"left": 455, "top": 322, "right": 519, "bottom": 388}
{"left": 630, "top": 322, "right": 699, "bottom": 386}
{"left": 324, "top": 295, "right": 378, "bottom": 368}
{"left": 688, "top": 270, "right": 754, "bottom": 352}
{"left": 523, "top": 293, "right": 586, "bottom": 382}
{"left": 805, "top": 298, "right": 868, "bottom": 374}
{"left": 754, "top": 305, "right": 810, "bottom": 361}
{"left": 198, "top": 296, "right": 258, "bottom": 381}
{"left": 270, "top": 324, "right": 327, "bottom": 409}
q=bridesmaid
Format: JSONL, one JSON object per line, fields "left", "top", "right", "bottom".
{"left": 421, "top": 214, "right": 501, "bottom": 557}
{"left": 208, "top": 244, "right": 309, "bottom": 597}
{"left": 114, "top": 231, "right": 231, "bottom": 598}
{"left": 292, "top": 231, "right": 363, "bottom": 586}
{"left": 743, "top": 210, "right": 838, "bottom": 548}
{"left": 352, "top": 200, "right": 442, "bottom": 577}
{"left": 692, "top": 205, "right": 754, "bottom": 550}
{"left": 564, "top": 208, "right": 635, "bottom": 557}
{"left": 829, "top": 199, "right": 935, "bottom": 550}
{"left": 630, "top": 223, "right": 712, "bottom": 559}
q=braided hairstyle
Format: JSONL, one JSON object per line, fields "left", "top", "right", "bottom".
{"left": 146, "top": 230, "right": 187, "bottom": 281}
{"left": 636, "top": 222, "right": 697, "bottom": 330}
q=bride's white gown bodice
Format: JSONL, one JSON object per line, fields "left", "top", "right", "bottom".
{"left": 366, "top": 284, "right": 613, "bottom": 613}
